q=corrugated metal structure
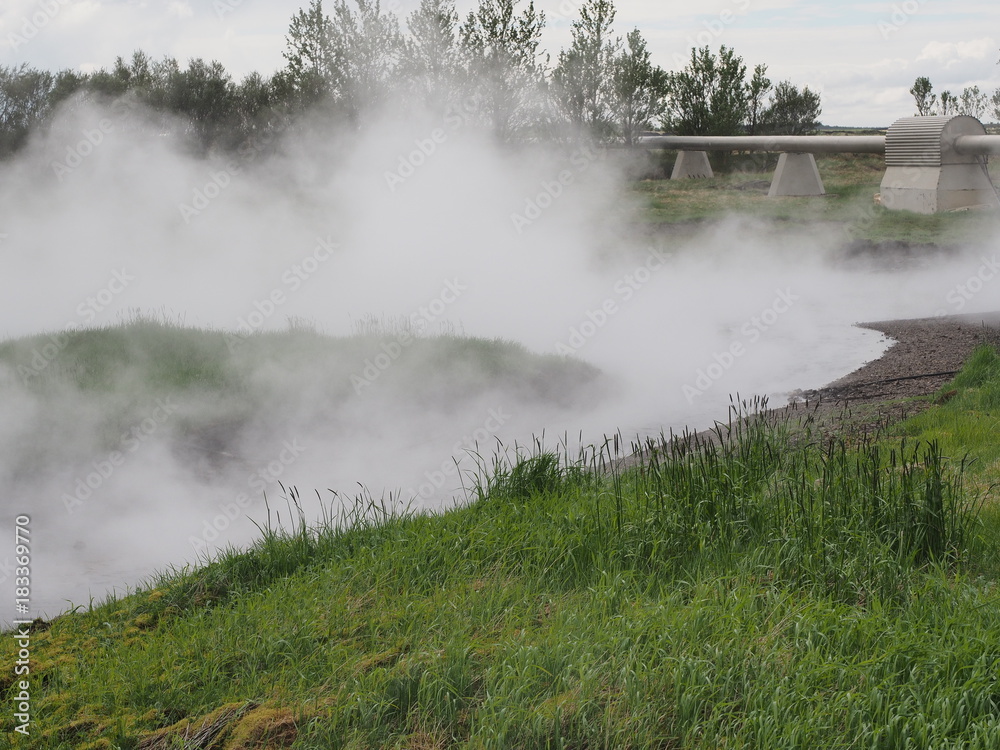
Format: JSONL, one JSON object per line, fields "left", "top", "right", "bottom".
{"left": 880, "top": 116, "right": 997, "bottom": 213}
{"left": 883, "top": 116, "right": 951, "bottom": 167}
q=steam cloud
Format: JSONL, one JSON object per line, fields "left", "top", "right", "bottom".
{"left": 0, "top": 98, "right": 997, "bottom": 622}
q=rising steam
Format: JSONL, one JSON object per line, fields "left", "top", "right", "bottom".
{"left": 0, "top": 95, "right": 997, "bottom": 622}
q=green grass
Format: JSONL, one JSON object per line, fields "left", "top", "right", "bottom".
{"left": 0, "top": 317, "right": 599, "bottom": 401}
{"left": 633, "top": 152, "right": 1000, "bottom": 245}
{"left": 902, "top": 346, "right": 1000, "bottom": 471}
{"left": 895, "top": 345, "right": 1000, "bottom": 574}
{"left": 7, "top": 347, "right": 1000, "bottom": 748}
{"left": 0, "top": 318, "right": 604, "bottom": 473}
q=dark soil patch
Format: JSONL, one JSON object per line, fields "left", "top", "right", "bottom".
{"left": 797, "top": 312, "right": 1000, "bottom": 404}
{"left": 776, "top": 311, "right": 1000, "bottom": 442}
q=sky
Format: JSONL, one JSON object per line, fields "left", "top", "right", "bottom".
{"left": 0, "top": 0, "right": 997, "bottom": 127}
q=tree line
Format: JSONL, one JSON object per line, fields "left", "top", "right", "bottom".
{"left": 0, "top": 0, "right": 823, "bottom": 159}
{"left": 910, "top": 76, "right": 1000, "bottom": 121}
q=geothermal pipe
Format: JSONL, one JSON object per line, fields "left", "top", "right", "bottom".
{"left": 638, "top": 135, "right": 886, "bottom": 154}
{"left": 640, "top": 118, "right": 1000, "bottom": 211}
{"left": 637, "top": 135, "right": 887, "bottom": 195}
{"left": 953, "top": 135, "right": 1000, "bottom": 156}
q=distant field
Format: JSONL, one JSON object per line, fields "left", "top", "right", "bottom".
{"left": 632, "top": 152, "right": 1000, "bottom": 245}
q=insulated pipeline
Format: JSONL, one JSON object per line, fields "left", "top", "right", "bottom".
{"left": 638, "top": 135, "right": 887, "bottom": 154}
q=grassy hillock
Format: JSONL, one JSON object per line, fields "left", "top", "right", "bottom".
{"left": 4, "top": 341, "right": 1000, "bottom": 748}
{"left": 0, "top": 318, "right": 604, "bottom": 482}
{"left": 0, "top": 318, "right": 601, "bottom": 408}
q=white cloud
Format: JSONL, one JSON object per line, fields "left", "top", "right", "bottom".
{"left": 167, "top": 2, "right": 194, "bottom": 20}
{"left": 62, "top": 1, "right": 104, "bottom": 22}
{"left": 917, "top": 38, "right": 996, "bottom": 66}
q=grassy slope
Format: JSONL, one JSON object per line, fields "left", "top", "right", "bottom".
{"left": 0, "top": 319, "right": 600, "bottom": 405}
{"left": 0, "top": 319, "right": 603, "bottom": 474}
{"left": 4, "top": 347, "right": 1000, "bottom": 748}
{"left": 633, "top": 153, "right": 1000, "bottom": 245}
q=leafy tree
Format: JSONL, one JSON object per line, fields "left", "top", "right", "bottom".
{"left": 762, "top": 80, "right": 821, "bottom": 135}
{"left": 958, "top": 85, "right": 987, "bottom": 119}
{"left": 939, "top": 90, "right": 957, "bottom": 115}
{"left": 0, "top": 64, "right": 55, "bottom": 156}
{"left": 88, "top": 55, "right": 142, "bottom": 99}
{"left": 282, "top": 0, "right": 402, "bottom": 123}
{"left": 165, "top": 59, "right": 237, "bottom": 145}
{"left": 226, "top": 71, "right": 289, "bottom": 157}
{"left": 282, "top": 0, "right": 338, "bottom": 108}
{"left": 402, "top": 0, "right": 461, "bottom": 112}
{"left": 48, "top": 69, "right": 89, "bottom": 111}
{"left": 745, "top": 63, "right": 771, "bottom": 135}
{"left": 232, "top": 72, "right": 279, "bottom": 131}
{"left": 328, "top": 0, "right": 402, "bottom": 123}
{"left": 910, "top": 76, "right": 936, "bottom": 116}
{"left": 459, "top": 0, "right": 546, "bottom": 141}
{"left": 665, "top": 46, "right": 749, "bottom": 136}
{"left": 135, "top": 56, "right": 180, "bottom": 121}
{"left": 991, "top": 89, "right": 1000, "bottom": 123}
{"left": 610, "top": 28, "right": 668, "bottom": 145}
{"left": 552, "top": 0, "right": 619, "bottom": 138}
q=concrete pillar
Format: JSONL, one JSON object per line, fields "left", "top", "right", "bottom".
{"left": 880, "top": 164, "right": 996, "bottom": 213}
{"left": 768, "top": 152, "right": 825, "bottom": 197}
{"left": 671, "top": 150, "right": 713, "bottom": 179}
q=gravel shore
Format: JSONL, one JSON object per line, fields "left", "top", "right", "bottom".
{"left": 620, "top": 311, "right": 1000, "bottom": 470}
{"left": 799, "top": 312, "right": 1000, "bottom": 404}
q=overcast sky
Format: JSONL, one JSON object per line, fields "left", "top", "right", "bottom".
{"left": 0, "top": 0, "right": 997, "bottom": 127}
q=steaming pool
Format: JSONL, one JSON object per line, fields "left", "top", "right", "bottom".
{"left": 1, "top": 124, "right": 996, "bottom": 625}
